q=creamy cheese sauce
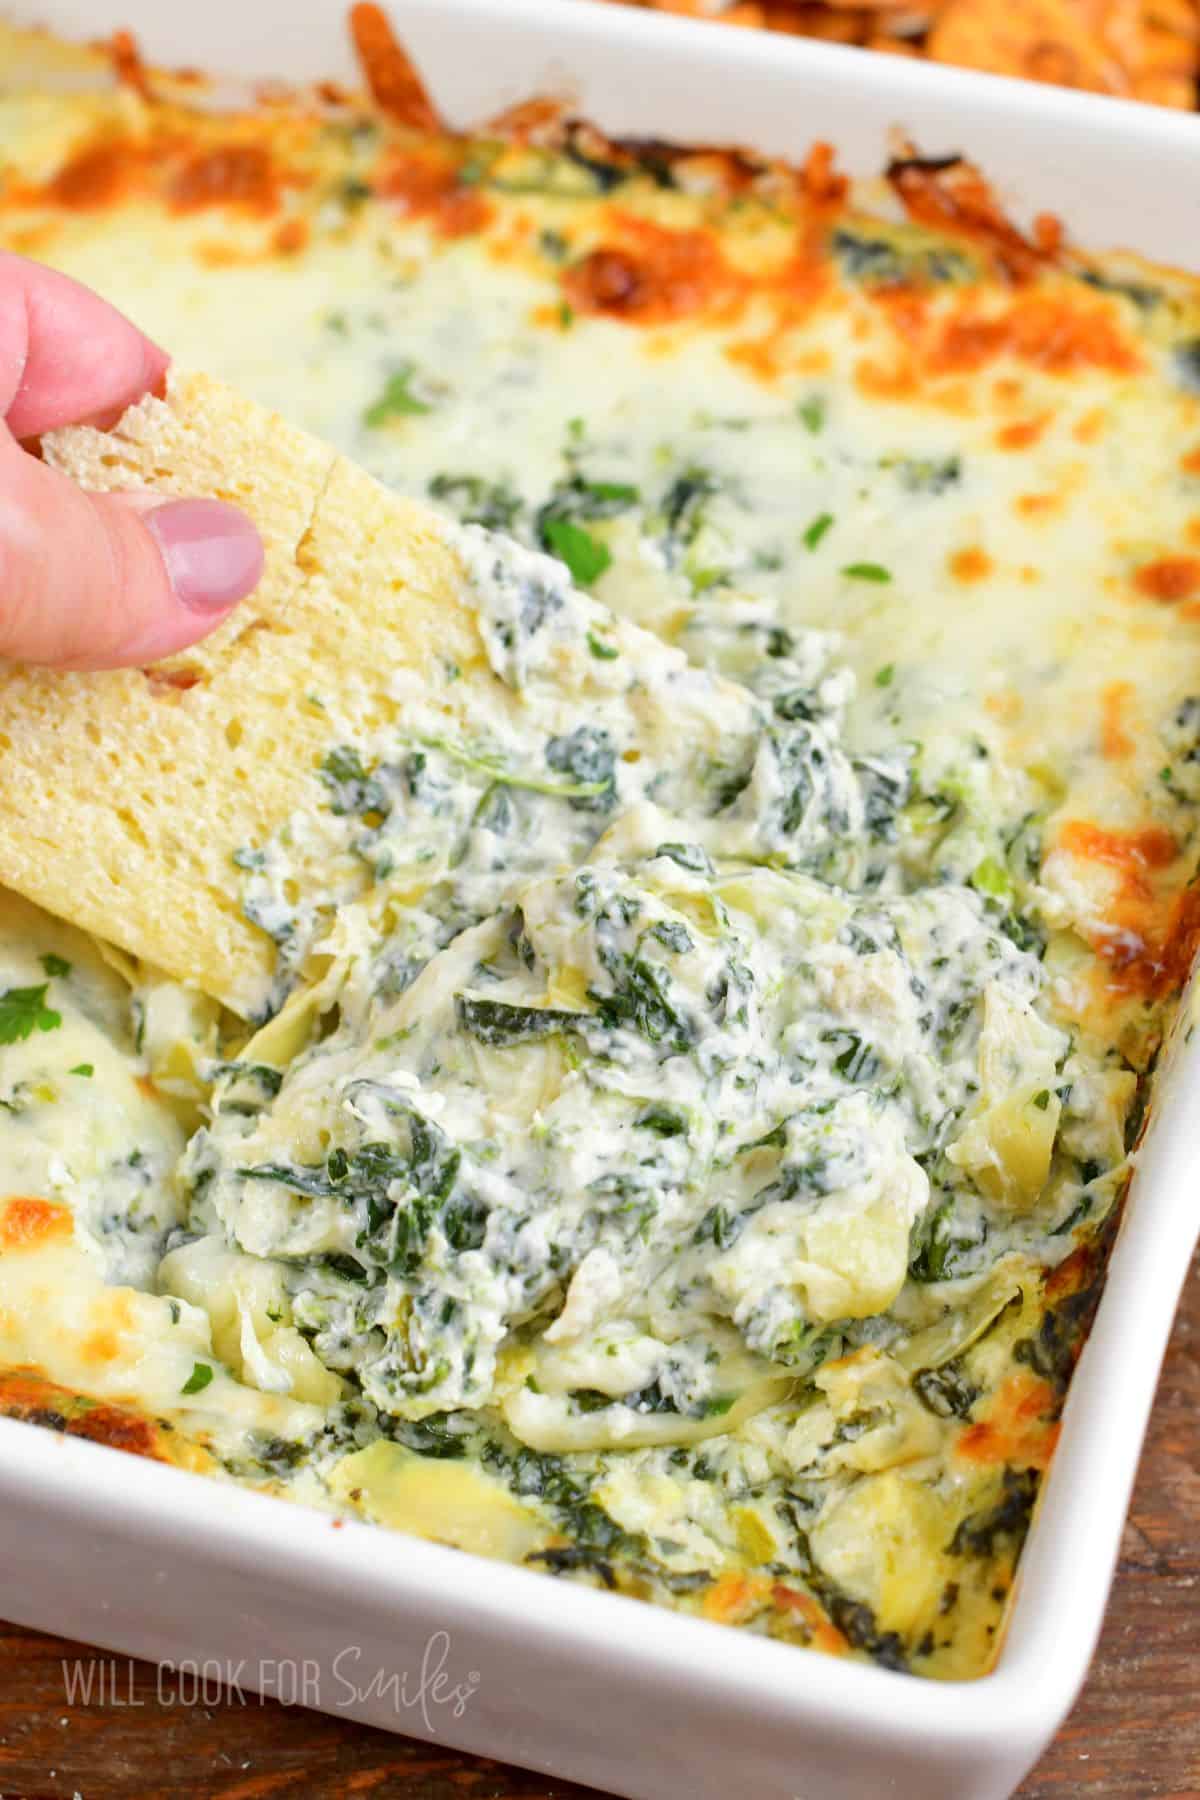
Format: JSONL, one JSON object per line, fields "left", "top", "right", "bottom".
{"left": 1, "top": 46, "right": 1199, "bottom": 1677}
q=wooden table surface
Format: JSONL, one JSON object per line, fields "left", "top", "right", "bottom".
{"left": 0, "top": 1252, "right": 1195, "bottom": 1800}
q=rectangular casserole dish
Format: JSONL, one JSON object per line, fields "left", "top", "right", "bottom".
{"left": 0, "top": 3, "right": 1198, "bottom": 1796}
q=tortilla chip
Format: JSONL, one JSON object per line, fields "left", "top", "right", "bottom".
{"left": 929, "top": 0, "right": 1196, "bottom": 101}
{"left": 758, "top": 5, "right": 873, "bottom": 38}
{"left": 621, "top": 0, "right": 1197, "bottom": 105}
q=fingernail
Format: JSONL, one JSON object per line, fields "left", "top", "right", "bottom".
{"left": 146, "top": 498, "right": 265, "bottom": 613}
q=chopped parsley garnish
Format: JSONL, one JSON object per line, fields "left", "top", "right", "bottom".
{"left": 875, "top": 664, "right": 896, "bottom": 688}
{"left": 363, "top": 363, "right": 432, "bottom": 427}
{"left": 181, "top": 1362, "right": 215, "bottom": 1395}
{"left": 803, "top": 512, "right": 834, "bottom": 551}
{"left": 541, "top": 518, "right": 612, "bottom": 586}
{"left": 587, "top": 631, "right": 620, "bottom": 660}
{"left": 536, "top": 473, "right": 638, "bottom": 572}
{"left": 69, "top": 1063, "right": 94, "bottom": 1078}
{"left": 841, "top": 562, "right": 892, "bottom": 583}
{"left": 40, "top": 954, "right": 71, "bottom": 978}
{"left": 797, "top": 395, "right": 826, "bottom": 433}
{"left": 578, "top": 479, "right": 639, "bottom": 508}
{"left": 0, "top": 984, "right": 62, "bottom": 1045}
{"left": 1033, "top": 1089, "right": 1052, "bottom": 1111}
{"left": 971, "top": 856, "right": 1013, "bottom": 902}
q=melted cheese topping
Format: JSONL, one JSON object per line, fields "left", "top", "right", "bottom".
{"left": 1, "top": 42, "right": 1199, "bottom": 1680}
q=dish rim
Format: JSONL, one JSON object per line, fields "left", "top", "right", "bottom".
{"left": 0, "top": 0, "right": 1197, "bottom": 1786}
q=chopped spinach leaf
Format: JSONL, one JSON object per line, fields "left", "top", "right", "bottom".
{"left": 455, "top": 996, "right": 585, "bottom": 1047}
{"left": 831, "top": 227, "right": 970, "bottom": 289}
{"left": 654, "top": 841, "right": 713, "bottom": 875}
{"left": 635, "top": 1103, "right": 689, "bottom": 1137}
{"left": 1172, "top": 338, "right": 1200, "bottom": 393}
{"left": 659, "top": 466, "right": 720, "bottom": 544}
{"left": 912, "top": 1363, "right": 979, "bottom": 1420}
{"left": 319, "top": 745, "right": 388, "bottom": 817}
{"left": 948, "top": 1468, "right": 1039, "bottom": 1559}
{"left": 428, "top": 473, "right": 523, "bottom": 533}
{"left": 545, "top": 726, "right": 617, "bottom": 811}
{"left": 648, "top": 920, "right": 694, "bottom": 955}
{"left": 590, "top": 954, "right": 695, "bottom": 1055}
{"left": 785, "top": 1517, "right": 909, "bottom": 1671}
{"left": 1077, "top": 267, "right": 1161, "bottom": 313}
{"left": 885, "top": 454, "right": 961, "bottom": 495}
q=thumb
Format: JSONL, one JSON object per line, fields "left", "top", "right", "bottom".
{"left": 0, "top": 437, "right": 263, "bottom": 670}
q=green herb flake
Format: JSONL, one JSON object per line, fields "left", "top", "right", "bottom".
{"left": 635, "top": 1104, "right": 689, "bottom": 1138}
{"left": 798, "top": 395, "right": 826, "bottom": 434}
{"left": 542, "top": 518, "right": 612, "bottom": 586}
{"left": 803, "top": 512, "right": 834, "bottom": 551}
{"left": 0, "top": 984, "right": 62, "bottom": 1046}
{"left": 587, "top": 631, "right": 620, "bottom": 661}
{"left": 842, "top": 562, "right": 892, "bottom": 583}
{"left": 874, "top": 664, "right": 896, "bottom": 688}
{"left": 971, "top": 856, "right": 1013, "bottom": 902}
{"left": 702, "top": 1395, "right": 735, "bottom": 1418}
{"left": 363, "top": 363, "right": 432, "bottom": 427}
{"left": 69, "top": 1063, "right": 94, "bottom": 1078}
{"left": 40, "top": 954, "right": 71, "bottom": 979}
{"left": 1033, "top": 1089, "right": 1051, "bottom": 1111}
{"left": 181, "top": 1362, "right": 214, "bottom": 1396}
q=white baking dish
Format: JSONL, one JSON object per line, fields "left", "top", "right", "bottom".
{"left": 1, "top": 3, "right": 1198, "bottom": 1796}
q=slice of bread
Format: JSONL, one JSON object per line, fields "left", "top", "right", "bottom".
{"left": 0, "top": 371, "right": 497, "bottom": 1016}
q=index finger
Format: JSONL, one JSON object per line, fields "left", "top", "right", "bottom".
{"left": 0, "top": 251, "right": 169, "bottom": 439}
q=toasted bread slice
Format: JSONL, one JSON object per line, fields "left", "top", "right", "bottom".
{"left": 0, "top": 371, "right": 497, "bottom": 1016}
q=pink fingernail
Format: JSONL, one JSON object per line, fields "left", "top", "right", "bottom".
{"left": 146, "top": 498, "right": 265, "bottom": 613}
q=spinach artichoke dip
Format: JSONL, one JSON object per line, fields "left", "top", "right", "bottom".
{"left": 1, "top": 13, "right": 1199, "bottom": 1682}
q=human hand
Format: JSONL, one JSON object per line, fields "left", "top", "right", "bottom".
{"left": 0, "top": 252, "right": 263, "bottom": 669}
